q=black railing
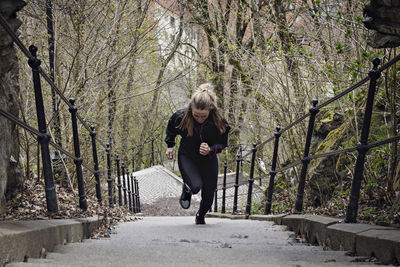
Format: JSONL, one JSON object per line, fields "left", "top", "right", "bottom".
{"left": 0, "top": 13, "right": 146, "bottom": 214}
{"left": 214, "top": 55, "right": 400, "bottom": 223}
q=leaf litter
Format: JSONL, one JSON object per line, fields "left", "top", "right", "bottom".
{"left": 2, "top": 178, "right": 140, "bottom": 238}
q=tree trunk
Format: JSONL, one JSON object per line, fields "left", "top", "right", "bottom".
{"left": 272, "top": 0, "right": 305, "bottom": 112}
{"left": 105, "top": 1, "right": 125, "bottom": 151}
{"left": 0, "top": 0, "right": 26, "bottom": 214}
{"left": 120, "top": 62, "right": 136, "bottom": 165}
{"left": 385, "top": 49, "right": 399, "bottom": 193}
{"left": 136, "top": 6, "right": 184, "bottom": 170}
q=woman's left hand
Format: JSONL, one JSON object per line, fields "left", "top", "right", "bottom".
{"left": 199, "top": 142, "right": 210, "bottom": 156}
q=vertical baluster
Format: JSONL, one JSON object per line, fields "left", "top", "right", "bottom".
{"left": 233, "top": 154, "right": 241, "bottom": 214}
{"left": 246, "top": 143, "right": 257, "bottom": 215}
{"left": 115, "top": 155, "right": 122, "bottom": 206}
{"left": 131, "top": 149, "right": 136, "bottom": 211}
{"left": 221, "top": 162, "right": 227, "bottom": 214}
{"left": 135, "top": 178, "right": 141, "bottom": 212}
{"left": 28, "top": 45, "right": 58, "bottom": 213}
{"left": 90, "top": 125, "right": 102, "bottom": 204}
{"left": 213, "top": 187, "right": 218, "bottom": 212}
{"left": 265, "top": 126, "right": 281, "bottom": 214}
{"left": 131, "top": 173, "right": 136, "bottom": 212}
{"left": 121, "top": 162, "right": 127, "bottom": 206}
{"left": 106, "top": 143, "right": 114, "bottom": 207}
{"left": 294, "top": 100, "right": 319, "bottom": 212}
{"left": 68, "top": 98, "right": 87, "bottom": 210}
{"left": 345, "top": 58, "right": 381, "bottom": 223}
{"left": 126, "top": 167, "right": 132, "bottom": 211}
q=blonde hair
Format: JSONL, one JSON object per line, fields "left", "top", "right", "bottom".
{"left": 191, "top": 83, "right": 217, "bottom": 110}
{"left": 178, "top": 83, "right": 226, "bottom": 136}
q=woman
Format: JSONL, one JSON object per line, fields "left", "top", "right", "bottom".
{"left": 165, "top": 83, "right": 230, "bottom": 224}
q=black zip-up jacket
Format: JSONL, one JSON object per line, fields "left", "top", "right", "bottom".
{"left": 165, "top": 108, "right": 230, "bottom": 160}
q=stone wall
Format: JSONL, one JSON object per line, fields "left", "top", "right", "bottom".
{"left": 364, "top": 0, "right": 400, "bottom": 48}
{"left": 0, "top": 0, "right": 26, "bottom": 214}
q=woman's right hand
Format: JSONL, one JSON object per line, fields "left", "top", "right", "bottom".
{"left": 166, "top": 148, "right": 174, "bottom": 159}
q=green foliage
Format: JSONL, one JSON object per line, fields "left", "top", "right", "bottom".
{"left": 345, "top": 28, "right": 352, "bottom": 37}
{"left": 364, "top": 178, "right": 379, "bottom": 191}
{"left": 267, "top": 39, "right": 275, "bottom": 47}
{"left": 333, "top": 198, "right": 345, "bottom": 210}
{"left": 271, "top": 201, "right": 292, "bottom": 213}
{"left": 251, "top": 199, "right": 265, "bottom": 214}
{"left": 335, "top": 42, "right": 343, "bottom": 54}
{"left": 275, "top": 178, "right": 290, "bottom": 192}
{"left": 360, "top": 207, "right": 375, "bottom": 220}
{"left": 378, "top": 89, "right": 387, "bottom": 99}
{"left": 375, "top": 213, "right": 390, "bottom": 224}
{"left": 340, "top": 188, "right": 350, "bottom": 197}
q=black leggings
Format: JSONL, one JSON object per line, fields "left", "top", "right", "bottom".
{"left": 178, "top": 152, "right": 218, "bottom": 217}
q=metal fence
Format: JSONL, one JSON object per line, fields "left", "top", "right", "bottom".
{"left": 214, "top": 55, "right": 400, "bottom": 223}
{"left": 0, "top": 13, "right": 144, "bottom": 214}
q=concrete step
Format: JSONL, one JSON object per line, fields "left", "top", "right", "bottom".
{"left": 0, "top": 216, "right": 103, "bottom": 265}
{"left": 208, "top": 212, "right": 400, "bottom": 265}
{"left": 6, "top": 216, "right": 381, "bottom": 266}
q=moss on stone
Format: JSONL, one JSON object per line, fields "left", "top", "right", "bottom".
{"left": 319, "top": 110, "right": 337, "bottom": 123}
{"left": 315, "top": 122, "right": 348, "bottom": 155}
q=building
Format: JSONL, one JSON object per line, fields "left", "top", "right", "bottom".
{"left": 153, "top": 0, "right": 199, "bottom": 105}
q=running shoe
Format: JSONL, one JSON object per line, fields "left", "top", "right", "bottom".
{"left": 195, "top": 212, "right": 205, "bottom": 224}
{"left": 179, "top": 183, "right": 192, "bottom": 209}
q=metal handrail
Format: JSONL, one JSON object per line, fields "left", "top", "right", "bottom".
{"left": 220, "top": 55, "right": 400, "bottom": 219}
{"left": 0, "top": 13, "right": 107, "bottom": 150}
{"left": 0, "top": 12, "right": 144, "bottom": 212}
{"left": 232, "top": 54, "right": 400, "bottom": 166}
{"left": 0, "top": 107, "right": 101, "bottom": 176}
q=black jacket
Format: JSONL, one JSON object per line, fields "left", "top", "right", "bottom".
{"left": 165, "top": 108, "right": 230, "bottom": 159}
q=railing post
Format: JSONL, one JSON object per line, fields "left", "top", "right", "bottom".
{"left": 233, "top": 154, "right": 241, "bottom": 214}
{"left": 135, "top": 177, "right": 141, "bottom": 212}
{"left": 265, "top": 126, "right": 281, "bottom": 214}
{"left": 133, "top": 177, "right": 137, "bottom": 212}
{"left": 121, "top": 162, "right": 128, "bottom": 206}
{"left": 106, "top": 143, "right": 114, "bottom": 207}
{"left": 90, "top": 125, "right": 102, "bottom": 204}
{"left": 213, "top": 188, "right": 218, "bottom": 212}
{"left": 221, "top": 162, "right": 227, "bottom": 214}
{"left": 115, "top": 154, "right": 122, "bottom": 206}
{"left": 126, "top": 167, "right": 132, "bottom": 211}
{"left": 68, "top": 98, "right": 87, "bottom": 211}
{"left": 239, "top": 144, "right": 243, "bottom": 178}
{"left": 294, "top": 100, "right": 319, "bottom": 212}
{"left": 28, "top": 45, "right": 58, "bottom": 213}
{"left": 345, "top": 58, "right": 381, "bottom": 223}
{"left": 131, "top": 148, "right": 136, "bottom": 212}
{"left": 246, "top": 143, "right": 257, "bottom": 215}
{"left": 130, "top": 173, "right": 136, "bottom": 212}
